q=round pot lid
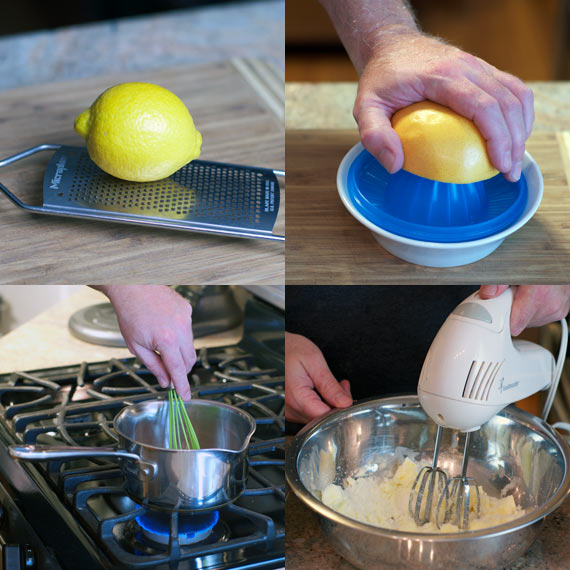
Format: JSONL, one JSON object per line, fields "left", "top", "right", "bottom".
{"left": 68, "top": 303, "right": 125, "bottom": 347}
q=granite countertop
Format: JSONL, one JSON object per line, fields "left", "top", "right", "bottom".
{"left": 286, "top": 82, "right": 570, "bottom": 133}
{"left": 0, "top": 0, "right": 284, "bottom": 91}
{"left": 286, "top": 439, "right": 570, "bottom": 570}
{"left": 0, "top": 287, "right": 243, "bottom": 374}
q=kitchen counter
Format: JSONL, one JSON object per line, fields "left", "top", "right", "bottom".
{"left": 0, "top": 286, "right": 243, "bottom": 374}
{"left": 0, "top": 1, "right": 284, "bottom": 90}
{"left": 285, "top": 82, "right": 570, "bottom": 132}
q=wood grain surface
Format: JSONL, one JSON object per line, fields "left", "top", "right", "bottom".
{"left": 0, "top": 60, "right": 284, "bottom": 284}
{"left": 286, "top": 129, "right": 570, "bottom": 284}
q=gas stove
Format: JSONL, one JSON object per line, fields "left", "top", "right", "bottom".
{"left": 0, "top": 298, "right": 284, "bottom": 570}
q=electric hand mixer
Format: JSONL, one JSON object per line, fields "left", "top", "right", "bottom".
{"left": 409, "top": 288, "right": 568, "bottom": 529}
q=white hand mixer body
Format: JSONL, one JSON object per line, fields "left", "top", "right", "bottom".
{"left": 410, "top": 287, "right": 566, "bottom": 529}
{"left": 418, "top": 287, "right": 555, "bottom": 432}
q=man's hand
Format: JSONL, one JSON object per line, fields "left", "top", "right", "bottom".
{"left": 355, "top": 31, "right": 533, "bottom": 182}
{"left": 286, "top": 332, "right": 353, "bottom": 424}
{"left": 320, "top": 0, "right": 533, "bottom": 182}
{"left": 479, "top": 286, "right": 570, "bottom": 336}
{"left": 94, "top": 286, "right": 195, "bottom": 400}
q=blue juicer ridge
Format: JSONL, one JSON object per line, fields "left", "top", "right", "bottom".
{"left": 347, "top": 149, "right": 528, "bottom": 243}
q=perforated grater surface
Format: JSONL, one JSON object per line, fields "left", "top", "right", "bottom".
{"left": 0, "top": 144, "right": 284, "bottom": 241}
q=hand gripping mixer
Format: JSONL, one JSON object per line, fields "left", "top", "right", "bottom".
{"left": 409, "top": 288, "right": 568, "bottom": 529}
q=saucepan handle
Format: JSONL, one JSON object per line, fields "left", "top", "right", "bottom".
{"left": 9, "top": 444, "right": 157, "bottom": 479}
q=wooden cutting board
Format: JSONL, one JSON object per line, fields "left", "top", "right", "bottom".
{"left": 286, "top": 129, "right": 570, "bottom": 284}
{"left": 0, "top": 59, "right": 284, "bottom": 284}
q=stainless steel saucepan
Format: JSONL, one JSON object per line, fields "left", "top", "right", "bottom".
{"left": 10, "top": 399, "right": 256, "bottom": 511}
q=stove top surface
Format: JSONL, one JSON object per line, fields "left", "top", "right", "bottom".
{"left": 0, "top": 299, "right": 284, "bottom": 570}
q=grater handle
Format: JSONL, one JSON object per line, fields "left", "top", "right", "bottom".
{"left": 0, "top": 144, "right": 62, "bottom": 211}
{"left": 0, "top": 144, "right": 62, "bottom": 168}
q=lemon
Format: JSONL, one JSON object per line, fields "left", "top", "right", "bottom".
{"left": 391, "top": 101, "right": 498, "bottom": 184}
{"left": 74, "top": 83, "right": 202, "bottom": 182}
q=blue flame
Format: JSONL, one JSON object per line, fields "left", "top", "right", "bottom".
{"left": 136, "top": 510, "right": 219, "bottom": 541}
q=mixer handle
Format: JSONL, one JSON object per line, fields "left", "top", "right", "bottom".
{"left": 451, "top": 287, "right": 513, "bottom": 334}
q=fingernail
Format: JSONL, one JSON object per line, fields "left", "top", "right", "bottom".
{"left": 510, "top": 162, "right": 522, "bottom": 182}
{"left": 511, "top": 324, "right": 523, "bottom": 337}
{"left": 378, "top": 148, "right": 397, "bottom": 173}
{"left": 502, "top": 150, "right": 512, "bottom": 172}
{"left": 338, "top": 392, "right": 352, "bottom": 406}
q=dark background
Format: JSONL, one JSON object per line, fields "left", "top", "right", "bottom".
{"left": 286, "top": 285, "right": 477, "bottom": 400}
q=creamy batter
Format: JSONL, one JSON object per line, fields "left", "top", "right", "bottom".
{"left": 322, "top": 457, "right": 526, "bottom": 533}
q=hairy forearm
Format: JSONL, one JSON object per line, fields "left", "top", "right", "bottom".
{"left": 320, "top": 0, "right": 419, "bottom": 74}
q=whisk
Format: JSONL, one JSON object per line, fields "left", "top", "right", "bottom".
{"left": 436, "top": 431, "right": 480, "bottom": 530}
{"left": 408, "top": 424, "right": 448, "bottom": 525}
{"left": 167, "top": 386, "right": 200, "bottom": 450}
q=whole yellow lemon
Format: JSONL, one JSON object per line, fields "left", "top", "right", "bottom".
{"left": 391, "top": 101, "right": 498, "bottom": 184}
{"left": 74, "top": 83, "right": 202, "bottom": 182}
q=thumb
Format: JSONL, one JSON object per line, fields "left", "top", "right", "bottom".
{"left": 479, "top": 285, "right": 509, "bottom": 299}
{"left": 309, "top": 357, "right": 353, "bottom": 409}
{"left": 355, "top": 104, "right": 404, "bottom": 174}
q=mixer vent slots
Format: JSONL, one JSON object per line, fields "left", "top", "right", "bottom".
{"left": 462, "top": 360, "right": 503, "bottom": 401}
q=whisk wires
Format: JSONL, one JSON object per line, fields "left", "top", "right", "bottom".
{"left": 168, "top": 388, "right": 200, "bottom": 450}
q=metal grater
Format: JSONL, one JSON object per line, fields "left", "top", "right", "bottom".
{"left": 0, "top": 144, "right": 284, "bottom": 241}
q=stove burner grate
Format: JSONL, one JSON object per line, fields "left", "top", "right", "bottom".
{"left": 0, "top": 339, "right": 285, "bottom": 569}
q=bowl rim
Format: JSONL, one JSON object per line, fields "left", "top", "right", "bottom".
{"left": 336, "top": 143, "right": 544, "bottom": 250}
{"left": 286, "top": 395, "right": 570, "bottom": 542}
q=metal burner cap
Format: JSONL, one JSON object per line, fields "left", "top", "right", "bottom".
{"left": 68, "top": 303, "right": 125, "bottom": 347}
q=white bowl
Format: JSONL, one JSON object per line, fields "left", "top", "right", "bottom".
{"left": 337, "top": 143, "right": 543, "bottom": 268}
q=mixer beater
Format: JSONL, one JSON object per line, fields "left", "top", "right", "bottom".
{"left": 435, "top": 431, "right": 481, "bottom": 530}
{"left": 408, "top": 425, "right": 447, "bottom": 525}
{"left": 409, "top": 287, "right": 568, "bottom": 530}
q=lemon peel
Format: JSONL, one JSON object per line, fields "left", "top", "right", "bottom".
{"left": 74, "top": 82, "right": 202, "bottom": 182}
{"left": 392, "top": 101, "right": 498, "bottom": 184}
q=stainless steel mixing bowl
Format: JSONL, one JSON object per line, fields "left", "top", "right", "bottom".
{"left": 286, "top": 395, "right": 570, "bottom": 569}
